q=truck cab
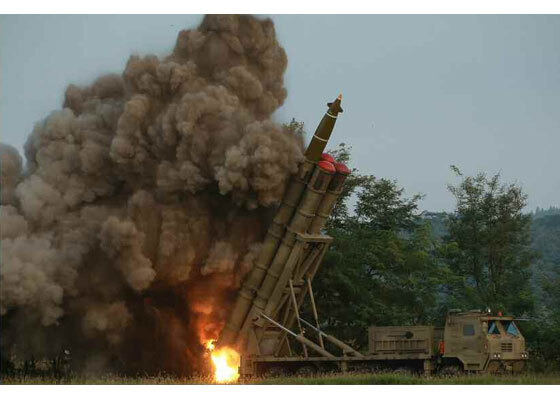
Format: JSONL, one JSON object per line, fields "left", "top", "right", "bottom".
{"left": 443, "top": 310, "right": 528, "bottom": 373}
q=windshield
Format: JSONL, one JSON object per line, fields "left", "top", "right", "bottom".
{"left": 502, "top": 320, "right": 520, "bottom": 336}
{"left": 488, "top": 320, "right": 501, "bottom": 335}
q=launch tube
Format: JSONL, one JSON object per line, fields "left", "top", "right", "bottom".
{"left": 275, "top": 162, "right": 352, "bottom": 346}
{"left": 246, "top": 161, "right": 336, "bottom": 329}
{"left": 309, "top": 162, "right": 351, "bottom": 234}
{"left": 219, "top": 95, "right": 344, "bottom": 346}
{"left": 219, "top": 159, "right": 315, "bottom": 345}
{"left": 262, "top": 162, "right": 351, "bottom": 319}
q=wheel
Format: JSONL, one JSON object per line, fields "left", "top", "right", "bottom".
{"left": 348, "top": 362, "right": 376, "bottom": 374}
{"left": 486, "top": 360, "right": 502, "bottom": 374}
{"left": 512, "top": 360, "right": 527, "bottom": 374}
{"left": 263, "top": 365, "right": 286, "bottom": 378}
{"left": 439, "top": 365, "right": 462, "bottom": 376}
{"left": 295, "top": 365, "right": 317, "bottom": 376}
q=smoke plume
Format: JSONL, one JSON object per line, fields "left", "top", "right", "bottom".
{"left": 0, "top": 15, "right": 303, "bottom": 375}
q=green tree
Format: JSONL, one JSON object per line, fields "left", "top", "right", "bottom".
{"left": 519, "top": 272, "right": 560, "bottom": 371}
{"left": 443, "top": 167, "right": 536, "bottom": 316}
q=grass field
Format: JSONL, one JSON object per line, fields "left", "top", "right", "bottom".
{"left": 3, "top": 372, "right": 560, "bottom": 385}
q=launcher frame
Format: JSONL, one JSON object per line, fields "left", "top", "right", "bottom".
{"left": 244, "top": 232, "right": 331, "bottom": 358}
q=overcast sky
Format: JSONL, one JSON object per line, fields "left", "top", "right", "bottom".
{"left": 1, "top": 14, "right": 558, "bottom": 212}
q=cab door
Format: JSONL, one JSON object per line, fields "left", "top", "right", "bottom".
{"left": 457, "top": 318, "right": 486, "bottom": 371}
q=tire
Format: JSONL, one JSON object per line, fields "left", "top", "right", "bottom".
{"left": 348, "top": 362, "right": 377, "bottom": 374}
{"left": 295, "top": 365, "right": 317, "bottom": 376}
{"left": 512, "top": 360, "right": 526, "bottom": 374}
{"left": 439, "top": 365, "right": 462, "bottom": 376}
{"left": 263, "top": 366, "right": 286, "bottom": 378}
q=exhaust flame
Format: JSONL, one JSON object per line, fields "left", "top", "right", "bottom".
{"left": 206, "top": 340, "right": 240, "bottom": 383}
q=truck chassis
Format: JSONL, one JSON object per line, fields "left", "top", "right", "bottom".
{"left": 240, "top": 355, "right": 433, "bottom": 379}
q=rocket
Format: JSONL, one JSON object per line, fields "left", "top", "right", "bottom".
{"left": 219, "top": 94, "right": 345, "bottom": 348}
{"left": 305, "top": 93, "right": 343, "bottom": 161}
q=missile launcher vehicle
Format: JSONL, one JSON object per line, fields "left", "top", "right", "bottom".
{"left": 367, "top": 310, "right": 528, "bottom": 375}
{"left": 237, "top": 309, "right": 528, "bottom": 378}
{"left": 218, "top": 95, "right": 528, "bottom": 378}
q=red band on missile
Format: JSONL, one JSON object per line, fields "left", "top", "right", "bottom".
{"left": 321, "top": 153, "right": 336, "bottom": 164}
{"left": 334, "top": 163, "right": 351, "bottom": 175}
{"left": 317, "top": 161, "right": 336, "bottom": 174}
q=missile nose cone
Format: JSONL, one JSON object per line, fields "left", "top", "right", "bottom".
{"left": 327, "top": 94, "right": 343, "bottom": 115}
{"left": 334, "top": 162, "right": 351, "bottom": 175}
{"left": 317, "top": 160, "right": 336, "bottom": 174}
{"left": 321, "top": 153, "right": 336, "bottom": 164}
